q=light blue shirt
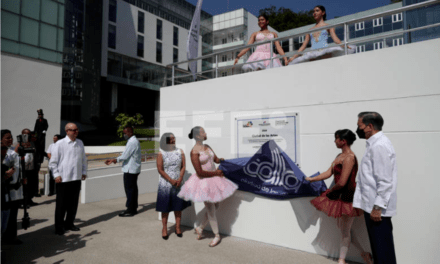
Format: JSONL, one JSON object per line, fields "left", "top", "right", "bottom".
{"left": 117, "top": 135, "right": 142, "bottom": 173}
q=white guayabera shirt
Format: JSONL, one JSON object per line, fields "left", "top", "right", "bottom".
{"left": 49, "top": 137, "right": 87, "bottom": 182}
{"left": 353, "top": 131, "right": 398, "bottom": 217}
{"left": 116, "top": 135, "right": 142, "bottom": 174}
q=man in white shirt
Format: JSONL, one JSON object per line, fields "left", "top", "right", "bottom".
{"left": 46, "top": 134, "right": 61, "bottom": 196}
{"left": 105, "top": 126, "right": 141, "bottom": 217}
{"left": 353, "top": 112, "right": 397, "bottom": 264}
{"left": 49, "top": 123, "right": 87, "bottom": 235}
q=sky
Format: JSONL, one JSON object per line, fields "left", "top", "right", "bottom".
{"left": 186, "top": 0, "right": 398, "bottom": 20}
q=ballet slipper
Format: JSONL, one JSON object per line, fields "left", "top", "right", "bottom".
{"left": 194, "top": 227, "right": 203, "bottom": 240}
{"left": 209, "top": 234, "right": 221, "bottom": 247}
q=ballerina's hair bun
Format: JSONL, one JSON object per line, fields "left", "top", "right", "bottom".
{"left": 334, "top": 129, "right": 356, "bottom": 146}
{"left": 188, "top": 126, "right": 202, "bottom": 140}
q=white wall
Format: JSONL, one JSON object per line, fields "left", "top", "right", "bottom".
{"left": 101, "top": 0, "right": 202, "bottom": 77}
{"left": 1, "top": 54, "right": 62, "bottom": 150}
{"left": 160, "top": 39, "right": 440, "bottom": 263}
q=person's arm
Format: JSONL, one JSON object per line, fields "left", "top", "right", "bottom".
{"left": 328, "top": 155, "right": 355, "bottom": 192}
{"left": 49, "top": 143, "right": 62, "bottom": 183}
{"left": 205, "top": 145, "right": 224, "bottom": 164}
{"left": 305, "top": 164, "right": 333, "bottom": 182}
{"left": 288, "top": 34, "right": 310, "bottom": 63}
{"left": 234, "top": 32, "right": 257, "bottom": 65}
{"left": 47, "top": 153, "right": 51, "bottom": 159}
{"left": 116, "top": 140, "right": 136, "bottom": 162}
{"left": 156, "top": 152, "right": 177, "bottom": 186}
{"left": 190, "top": 150, "right": 223, "bottom": 178}
{"left": 176, "top": 150, "right": 186, "bottom": 187}
{"left": 272, "top": 32, "right": 289, "bottom": 65}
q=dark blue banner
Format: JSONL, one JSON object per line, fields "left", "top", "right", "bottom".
{"left": 219, "top": 140, "right": 327, "bottom": 200}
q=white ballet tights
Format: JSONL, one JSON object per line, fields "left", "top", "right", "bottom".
{"left": 338, "top": 216, "right": 355, "bottom": 262}
{"left": 198, "top": 202, "right": 220, "bottom": 235}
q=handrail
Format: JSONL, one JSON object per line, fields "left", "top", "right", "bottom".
{"left": 167, "top": 0, "right": 440, "bottom": 67}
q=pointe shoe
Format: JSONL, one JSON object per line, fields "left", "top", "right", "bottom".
{"left": 194, "top": 227, "right": 203, "bottom": 240}
{"left": 209, "top": 234, "right": 221, "bottom": 247}
{"left": 361, "top": 252, "right": 373, "bottom": 264}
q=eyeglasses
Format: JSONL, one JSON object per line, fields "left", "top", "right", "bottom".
{"left": 67, "top": 129, "right": 79, "bottom": 132}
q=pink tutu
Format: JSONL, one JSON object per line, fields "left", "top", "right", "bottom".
{"left": 242, "top": 51, "right": 282, "bottom": 71}
{"left": 178, "top": 174, "right": 238, "bottom": 203}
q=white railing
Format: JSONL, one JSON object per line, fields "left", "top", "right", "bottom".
{"left": 166, "top": 0, "right": 440, "bottom": 86}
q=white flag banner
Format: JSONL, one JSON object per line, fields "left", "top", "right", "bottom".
{"left": 187, "top": 0, "right": 203, "bottom": 81}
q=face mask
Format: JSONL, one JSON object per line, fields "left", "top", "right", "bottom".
{"left": 123, "top": 134, "right": 129, "bottom": 140}
{"left": 356, "top": 127, "right": 366, "bottom": 139}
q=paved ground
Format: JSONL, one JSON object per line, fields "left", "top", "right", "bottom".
{"left": 1, "top": 192, "right": 363, "bottom": 264}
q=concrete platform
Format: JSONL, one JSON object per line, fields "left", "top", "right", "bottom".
{"left": 2, "top": 193, "right": 362, "bottom": 264}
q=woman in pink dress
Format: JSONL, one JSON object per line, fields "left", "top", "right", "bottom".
{"left": 234, "top": 14, "right": 288, "bottom": 71}
{"left": 178, "top": 126, "right": 238, "bottom": 247}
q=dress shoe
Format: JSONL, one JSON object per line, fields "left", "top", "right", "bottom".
{"left": 162, "top": 234, "right": 169, "bottom": 240}
{"left": 119, "top": 211, "right": 135, "bottom": 217}
{"left": 55, "top": 229, "right": 65, "bottom": 236}
{"left": 28, "top": 201, "right": 39, "bottom": 206}
{"left": 175, "top": 230, "right": 183, "bottom": 238}
{"left": 65, "top": 225, "right": 80, "bottom": 231}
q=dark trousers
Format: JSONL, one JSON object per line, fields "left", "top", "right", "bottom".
{"left": 364, "top": 212, "right": 397, "bottom": 264}
{"left": 48, "top": 170, "right": 56, "bottom": 195}
{"left": 25, "top": 169, "right": 37, "bottom": 201}
{"left": 123, "top": 173, "right": 139, "bottom": 213}
{"left": 2, "top": 200, "right": 21, "bottom": 241}
{"left": 55, "top": 180, "right": 81, "bottom": 231}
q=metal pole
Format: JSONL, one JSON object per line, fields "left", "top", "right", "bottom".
{"left": 270, "top": 40, "right": 274, "bottom": 68}
{"left": 171, "top": 65, "right": 175, "bottom": 86}
{"left": 344, "top": 23, "right": 348, "bottom": 55}
{"left": 215, "top": 54, "right": 218, "bottom": 78}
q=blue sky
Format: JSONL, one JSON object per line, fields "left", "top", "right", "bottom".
{"left": 187, "top": 0, "right": 398, "bottom": 19}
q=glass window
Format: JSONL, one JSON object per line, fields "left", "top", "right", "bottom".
{"left": 355, "top": 22, "right": 365, "bottom": 31}
{"left": 19, "top": 43, "right": 39, "bottom": 59}
{"left": 22, "top": 0, "right": 41, "bottom": 20}
{"left": 137, "top": 35, "right": 144, "bottom": 57}
{"left": 373, "top": 41, "right": 383, "bottom": 50}
{"left": 156, "top": 42, "right": 162, "bottom": 63}
{"left": 1, "top": 11, "right": 20, "bottom": 41}
{"left": 393, "top": 22, "right": 403, "bottom": 30}
{"left": 138, "top": 11, "right": 144, "bottom": 33}
{"left": 392, "top": 13, "right": 403, "bottom": 23}
{"left": 20, "top": 17, "right": 39, "bottom": 46}
{"left": 157, "top": 19, "right": 163, "bottom": 40}
{"left": 1, "top": 39, "right": 20, "bottom": 54}
{"left": 40, "top": 24, "right": 57, "bottom": 50}
{"left": 41, "top": 0, "right": 58, "bottom": 25}
{"left": 108, "top": 24, "right": 116, "bottom": 49}
{"left": 373, "top": 17, "right": 383, "bottom": 27}
{"left": 173, "top": 48, "right": 178, "bottom": 63}
{"left": 58, "top": 3, "right": 65, "bottom": 27}
{"left": 58, "top": 28, "right": 64, "bottom": 52}
{"left": 108, "top": 52, "right": 122, "bottom": 76}
{"left": 2, "top": 0, "right": 21, "bottom": 14}
{"left": 109, "top": 0, "right": 117, "bottom": 22}
{"left": 356, "top": 45, "right": 365, "bottom": 53}
{"left": 173, "top": 26, "right": 179, "bottom": 46}
{"left": 40, "top": 49, "right": 58, "bottom": 62}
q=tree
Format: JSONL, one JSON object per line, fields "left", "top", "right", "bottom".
{"left": 115, "top": 113, "right": 144, "bottom": 138}
{"left": 259, "top": 6, "right": 316, "bottom": 32}
{"left": 390, "top": 0, "right": 402, "bottom": 3}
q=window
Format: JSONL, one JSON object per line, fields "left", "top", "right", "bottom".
{"left": 173, "top": 48, "right": 178, "bottom": 63}
{"left": 157, "top": 19, "right": 162, "bottom": 40}
{"left": 109, "top": 0, "right": 117, "bottom": 23}
{"left": 221, "top": 55, "right": 227, "bottom": 62}
{"left": 222, "top": 72, "right": 227, "bottom": 77}
{"left": 356, "top": 45, "right": 365, "bottom": 53}
{"left": 156, "top": 42, "right": 162, "bottom": 63}
{"left": 373, "top": 41, "right": 383, "bottom": 50}
{"left": 137, "top": 35, "right": 144, "bottom": 57}
{"left": 173, "top": 27, "right": 178, "bottom": 46}
{"left": 138, "top": 11, "right": 144, "bottom": 33}
{"left": 393, "top": 38, "right": 403, "bottom": 47}
{"left": 239, "top": 32, "right": 245, "bottom": 40}
{"left": 392, "top": 13, "right": 403, "bottom": 23}
{"left": 108, "top": 24, "right": 116, "bottom": 49}
{"left": 222, "top": 38, "right": 227, "bottom": 44}
{"left": 355, "top": 22, "right": 365, "bottom": 31}
{"left": 299, "top": 35, "right": 305, "bottom": 43}
{"left": 373, "top": 17, "right": 383, "bottom": 27}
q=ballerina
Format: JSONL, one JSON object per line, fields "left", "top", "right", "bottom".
{"left": 288, "top": 5, "right": 354, "bottom": 65}
{"left": 177, "top": 126, "right": 238, "bottom": 247}
{"left": 234, "top": 14, "right": 288, "bottom": 71}
{"left": 306, "top": 129, "right": 373, "bottom": 264}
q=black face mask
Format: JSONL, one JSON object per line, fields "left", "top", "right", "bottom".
{"left": 356, "top": 127, "right": 366, "bottom": 139}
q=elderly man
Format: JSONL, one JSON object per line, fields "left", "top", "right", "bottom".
{"left": 353, "top": 112, "right": 397, "bottom": 264}
{"left": 46, "top": 134, "right": 62, "bottom": 196}
{"left": 49, "top": 123, "right": 87, "bottom": 235}
{"left": 105, "top": 126, "right": 141, "bottom": 217}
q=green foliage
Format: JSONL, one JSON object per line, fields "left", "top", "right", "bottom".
{"left": 115, "top": 113, "right": 144, "bottom": 138}
{"left": 134, "top": 128, "right": 160, "bottom": 137}
{"left": 259, "top": 6, "right": 316, "bottom": 32}
{"left": 390, "top": 0, "right": 402, "bottom": 3}
{"left": 108, "top": 140, "right": 158, "bottom": 153}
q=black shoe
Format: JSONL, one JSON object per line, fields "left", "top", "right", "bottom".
{"left": 34, "top": 194, "right": 42, "bottom": 197}
{"left": 48, "top": 193, "right": 55, "bottom": 196}
{"left": 175, "top": 231, "right": 183, "bottom": 238}
{"left": 55, "top": 229, "right": 65, "bottom": 236}
{"left": 65, "top": 225, "right": 80, "bottom": 231}
{"left": 162, "top": 234, "right": 169, "bottom": 240}
{"left": 3, "top": 239, "right": 23, "bottom": 245}
{"left": 119, "top": 211, "right": 135, "bottom": 217}
{"left": 28, "top": 201, "right": 39, "bottom": 206}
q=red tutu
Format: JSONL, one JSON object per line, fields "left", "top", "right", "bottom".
{"left": 310, "top": 189, "right": 362, "bottom": 218}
